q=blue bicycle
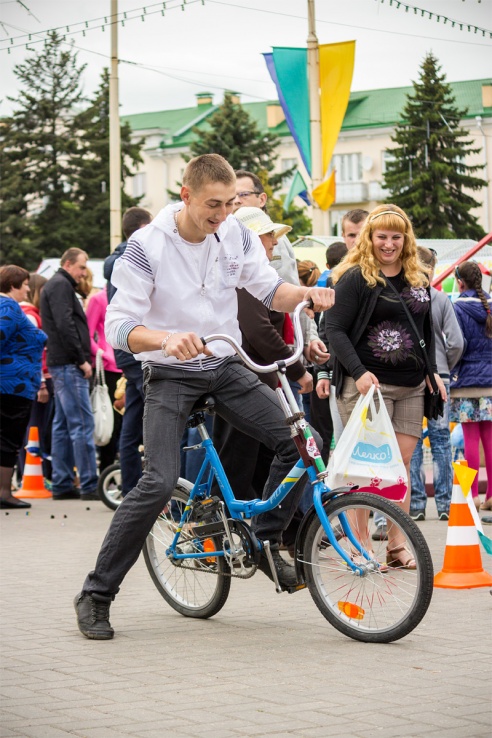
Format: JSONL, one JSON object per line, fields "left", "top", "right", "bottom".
{"left": 143, "top": 302, "right": 434, "bottom": 643}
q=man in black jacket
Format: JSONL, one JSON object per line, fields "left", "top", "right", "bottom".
{"left": 40, "top": 248, "right": 98, "bottom": 501}
{"left": 104, "top": 207, "right": 152, "bottom": 497}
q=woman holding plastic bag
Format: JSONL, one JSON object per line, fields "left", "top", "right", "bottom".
{"left": 325, "top": 204, "right": 446, "bottom": 568}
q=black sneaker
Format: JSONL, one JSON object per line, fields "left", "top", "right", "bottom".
{"left": 257, "top": 544, "right": 298, "bottom": 588}
{"left": 410, "top": 510, "right": 425, "bottom": 521}
{"left": 74, "top": 592, "right": 114, "bottom": 640}
{"left": 438, "top": 511, "right": 449, "bottom": 521}
{"left": 80, "top": 492, "right": 99, "bottom": 501}
{"left": 53, "top": 489, "right": 80, "bottom": 500}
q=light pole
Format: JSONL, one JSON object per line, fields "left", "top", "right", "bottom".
{"left": 476, "top": 115, "right": 490, "bottom": 232}
{"left": 109, "top": 0, "right": 121, "bottom": 251}
{"left": 307, "top": 0, "right": 324, "bottom": 235}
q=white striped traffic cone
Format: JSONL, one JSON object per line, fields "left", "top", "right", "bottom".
{"left": 14, "top": 426, "right": 51, "bottom": 500}
{"left": 434, "top": 461, "right": 492, "bottom": 589}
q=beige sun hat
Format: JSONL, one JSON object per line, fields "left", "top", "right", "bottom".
{"left": 235, "top": 206, "right": 292, "bottom": 239}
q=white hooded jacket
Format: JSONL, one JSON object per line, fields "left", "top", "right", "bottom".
{"left": 105, "top": 202, "right": 283, "bottom": 369}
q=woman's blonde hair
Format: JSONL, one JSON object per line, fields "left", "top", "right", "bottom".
{"left": 297, "top": 259, "right": 321, "bottom": 287}
{"left": 331, "top": 204, "right": 430, "bottom": 288}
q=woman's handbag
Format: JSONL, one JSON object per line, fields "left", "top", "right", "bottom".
{"left": 385, "top": 278, "right": 444, "bottom": 421}
{"left": 326, "top": 385, "right": 408, "bottom": 502}
{"left": 90, "top": 350, "right": 114, "bottom": 446}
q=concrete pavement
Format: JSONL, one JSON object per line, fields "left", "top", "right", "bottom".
{"left": 1, "top": 496, "right": 491, "bottom": 738}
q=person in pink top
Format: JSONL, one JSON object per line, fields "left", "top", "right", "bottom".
{"left": 86, "top": 289, "right": 122, "bottom": 472}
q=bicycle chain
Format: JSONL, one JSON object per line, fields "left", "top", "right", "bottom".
{"left": 171, "top": 558, "right": 258, "bottom": 579}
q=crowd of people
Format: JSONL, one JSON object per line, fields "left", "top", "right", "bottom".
{"left": 0, "top": 153, "right": 491, "bottom": 640}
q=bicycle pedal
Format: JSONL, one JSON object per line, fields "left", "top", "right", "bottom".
{"left": 283, "top": 582, "right": 307, "bottom": 594}
{"left": 192, "top": 496, "right": 221, "bottom": 522}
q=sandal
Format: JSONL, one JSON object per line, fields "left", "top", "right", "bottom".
{"left": 386, "top": 544, "right": 416, "bottom": 570}
{"left": 350, "top": 548, "right": 388, "bottom": 572}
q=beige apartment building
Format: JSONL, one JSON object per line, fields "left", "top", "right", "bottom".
{"left": 122, "top": 79, "right": 492, "bottom": 236}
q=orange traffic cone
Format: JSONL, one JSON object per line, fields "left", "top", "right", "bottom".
{"left": 434, "top": 460, "right": 492, "bottom": 589}
{"left": 14, "top": 427, "right": 52, "bottom": 500}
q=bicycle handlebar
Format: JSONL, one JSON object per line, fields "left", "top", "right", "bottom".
{"left": 202, "top": 300, "right": 310, "bottom": 375}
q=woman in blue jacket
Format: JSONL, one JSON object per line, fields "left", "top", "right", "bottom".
{"left": 0, "top": 265, "right": 47, "bottom": 509}
{"left": 450, "top": 261, "right": 492, "bottom": 510}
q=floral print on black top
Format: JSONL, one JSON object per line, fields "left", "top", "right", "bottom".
{"left": 356, "top": 270, "right": 430, "bottom": 387}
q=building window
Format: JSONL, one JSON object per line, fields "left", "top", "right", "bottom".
{"left": 132, "top": 172, "right": 147, "bottom": 199}
{"left": 281, "top": 158, "right": 297, "bottom": 187}
{"left": 331, "top": 153, "right": 362, "bottom": 183}
{"left": 382, "top": 150, "right": 396, "bottom": 174}
{"left": 330, "top": 211, "right": 344, "bottom": 236}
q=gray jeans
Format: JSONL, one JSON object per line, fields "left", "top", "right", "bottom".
{"left": 83, "top": 358, "right": 319, "bottom": 597}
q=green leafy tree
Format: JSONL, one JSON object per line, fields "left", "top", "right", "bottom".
{"left": 383, "top": 53, "right": 486, "bottom": 239}
{"left": 72, "top": 69, "right": 145, "bottom": 257}
{"left": 1, "top": 32, "right": 87, "bottom": 269}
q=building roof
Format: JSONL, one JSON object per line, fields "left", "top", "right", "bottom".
{"left": 122, "top": 78, "right": 492, "bottom": 149}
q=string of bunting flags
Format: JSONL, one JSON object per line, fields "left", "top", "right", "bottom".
{"left": 2, "top": 0, "right": 491, "bottom": 52}
{"left": 374, "top": 0, "right": 492, "bottom": 38}
{"left": 0, "top": 0, "right": 205, "bottom": 52}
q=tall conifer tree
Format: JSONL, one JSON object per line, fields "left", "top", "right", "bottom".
{"left": 188, "top": 92, "right": 287, "bottom": 188}
{"left": 174, "top": 92, "right": 308, "bottom": 234}
{"left": 383, "top": 53, "right": 486, "bottom": 239}
{"left": 1, "top": 32, "right": 87, "bottom": 268}
{"left": 72, "top": 69, "right": 144, "bottom": 257}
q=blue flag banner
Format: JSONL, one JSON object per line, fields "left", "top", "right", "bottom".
{"left": 264, "top": 49, "right": 311, "bottom": 175}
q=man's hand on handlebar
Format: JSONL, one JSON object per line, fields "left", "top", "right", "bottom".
{"left": 303, "top": 287, "right": 335, "bottom": 317}
{"left": 165, "top": 332, "right": 213, "bottom": 362}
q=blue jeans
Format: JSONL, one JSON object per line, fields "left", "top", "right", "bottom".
{"left": 119, "top": 363, "right": 144, "bottom": 494}
{"left": 83, "top": 357, "right": 319, "bottom": 597}
{"left": 410, "top": 385, "right": 452, "bottom": 515}
{"left": 49, "top": 365, "right": 98, "bottom": 495}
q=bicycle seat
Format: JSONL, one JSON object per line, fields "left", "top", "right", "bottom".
{"left": 190, "top": 395, "right": 216, "bottom": 415}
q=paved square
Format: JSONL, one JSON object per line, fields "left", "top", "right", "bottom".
{"left": 1, "top": 497, "right": 491, "bottom": 737}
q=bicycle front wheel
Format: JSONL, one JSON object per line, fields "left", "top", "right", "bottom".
{"left": 302, "top": 492, "right": 434, "bottom": 643}
{"left": 143, "top": 484, "right": 231, "bottom": 619}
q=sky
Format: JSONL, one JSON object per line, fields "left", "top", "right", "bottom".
{"left": 0, "top": 0, "right": 491, "bottom": 118}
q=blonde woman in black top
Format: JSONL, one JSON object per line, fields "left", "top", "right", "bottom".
{"left": 326, "top": 204, "right": 446, "bottom": 568}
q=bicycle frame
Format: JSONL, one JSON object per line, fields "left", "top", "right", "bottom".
{"left": 166, "top": 302, "right": 371, "bottom": 574}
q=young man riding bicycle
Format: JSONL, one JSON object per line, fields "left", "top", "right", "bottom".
{"left": 75, "top": 154, "right": 334, "bottom": 640}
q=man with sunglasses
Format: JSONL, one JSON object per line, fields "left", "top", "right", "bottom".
{"left": 233, "top": 170, "right": 325, "bottom": 359}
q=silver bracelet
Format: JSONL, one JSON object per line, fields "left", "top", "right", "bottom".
{"left": 161, "top": 332, "right": 176, "bottom": 358}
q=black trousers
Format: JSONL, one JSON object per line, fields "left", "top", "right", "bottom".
{"left": 0, "top": 394, "right": 33, "bottom": 467}
{"left": 212, "top": 414, "right": 275, "bottom": 502}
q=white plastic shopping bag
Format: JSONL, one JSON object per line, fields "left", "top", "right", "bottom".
{"left": 326, "top": 385, "right": 408, "bottom": 502}
{"left": 91, "top": 350, "right": 114, "bottom": 447}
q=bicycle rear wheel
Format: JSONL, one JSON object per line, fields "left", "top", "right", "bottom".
{"left": 143, "top": 484, "right": 231, "bottom": 619}
{"left": 302, "top": 492, "right": 433, "bottom": 643}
